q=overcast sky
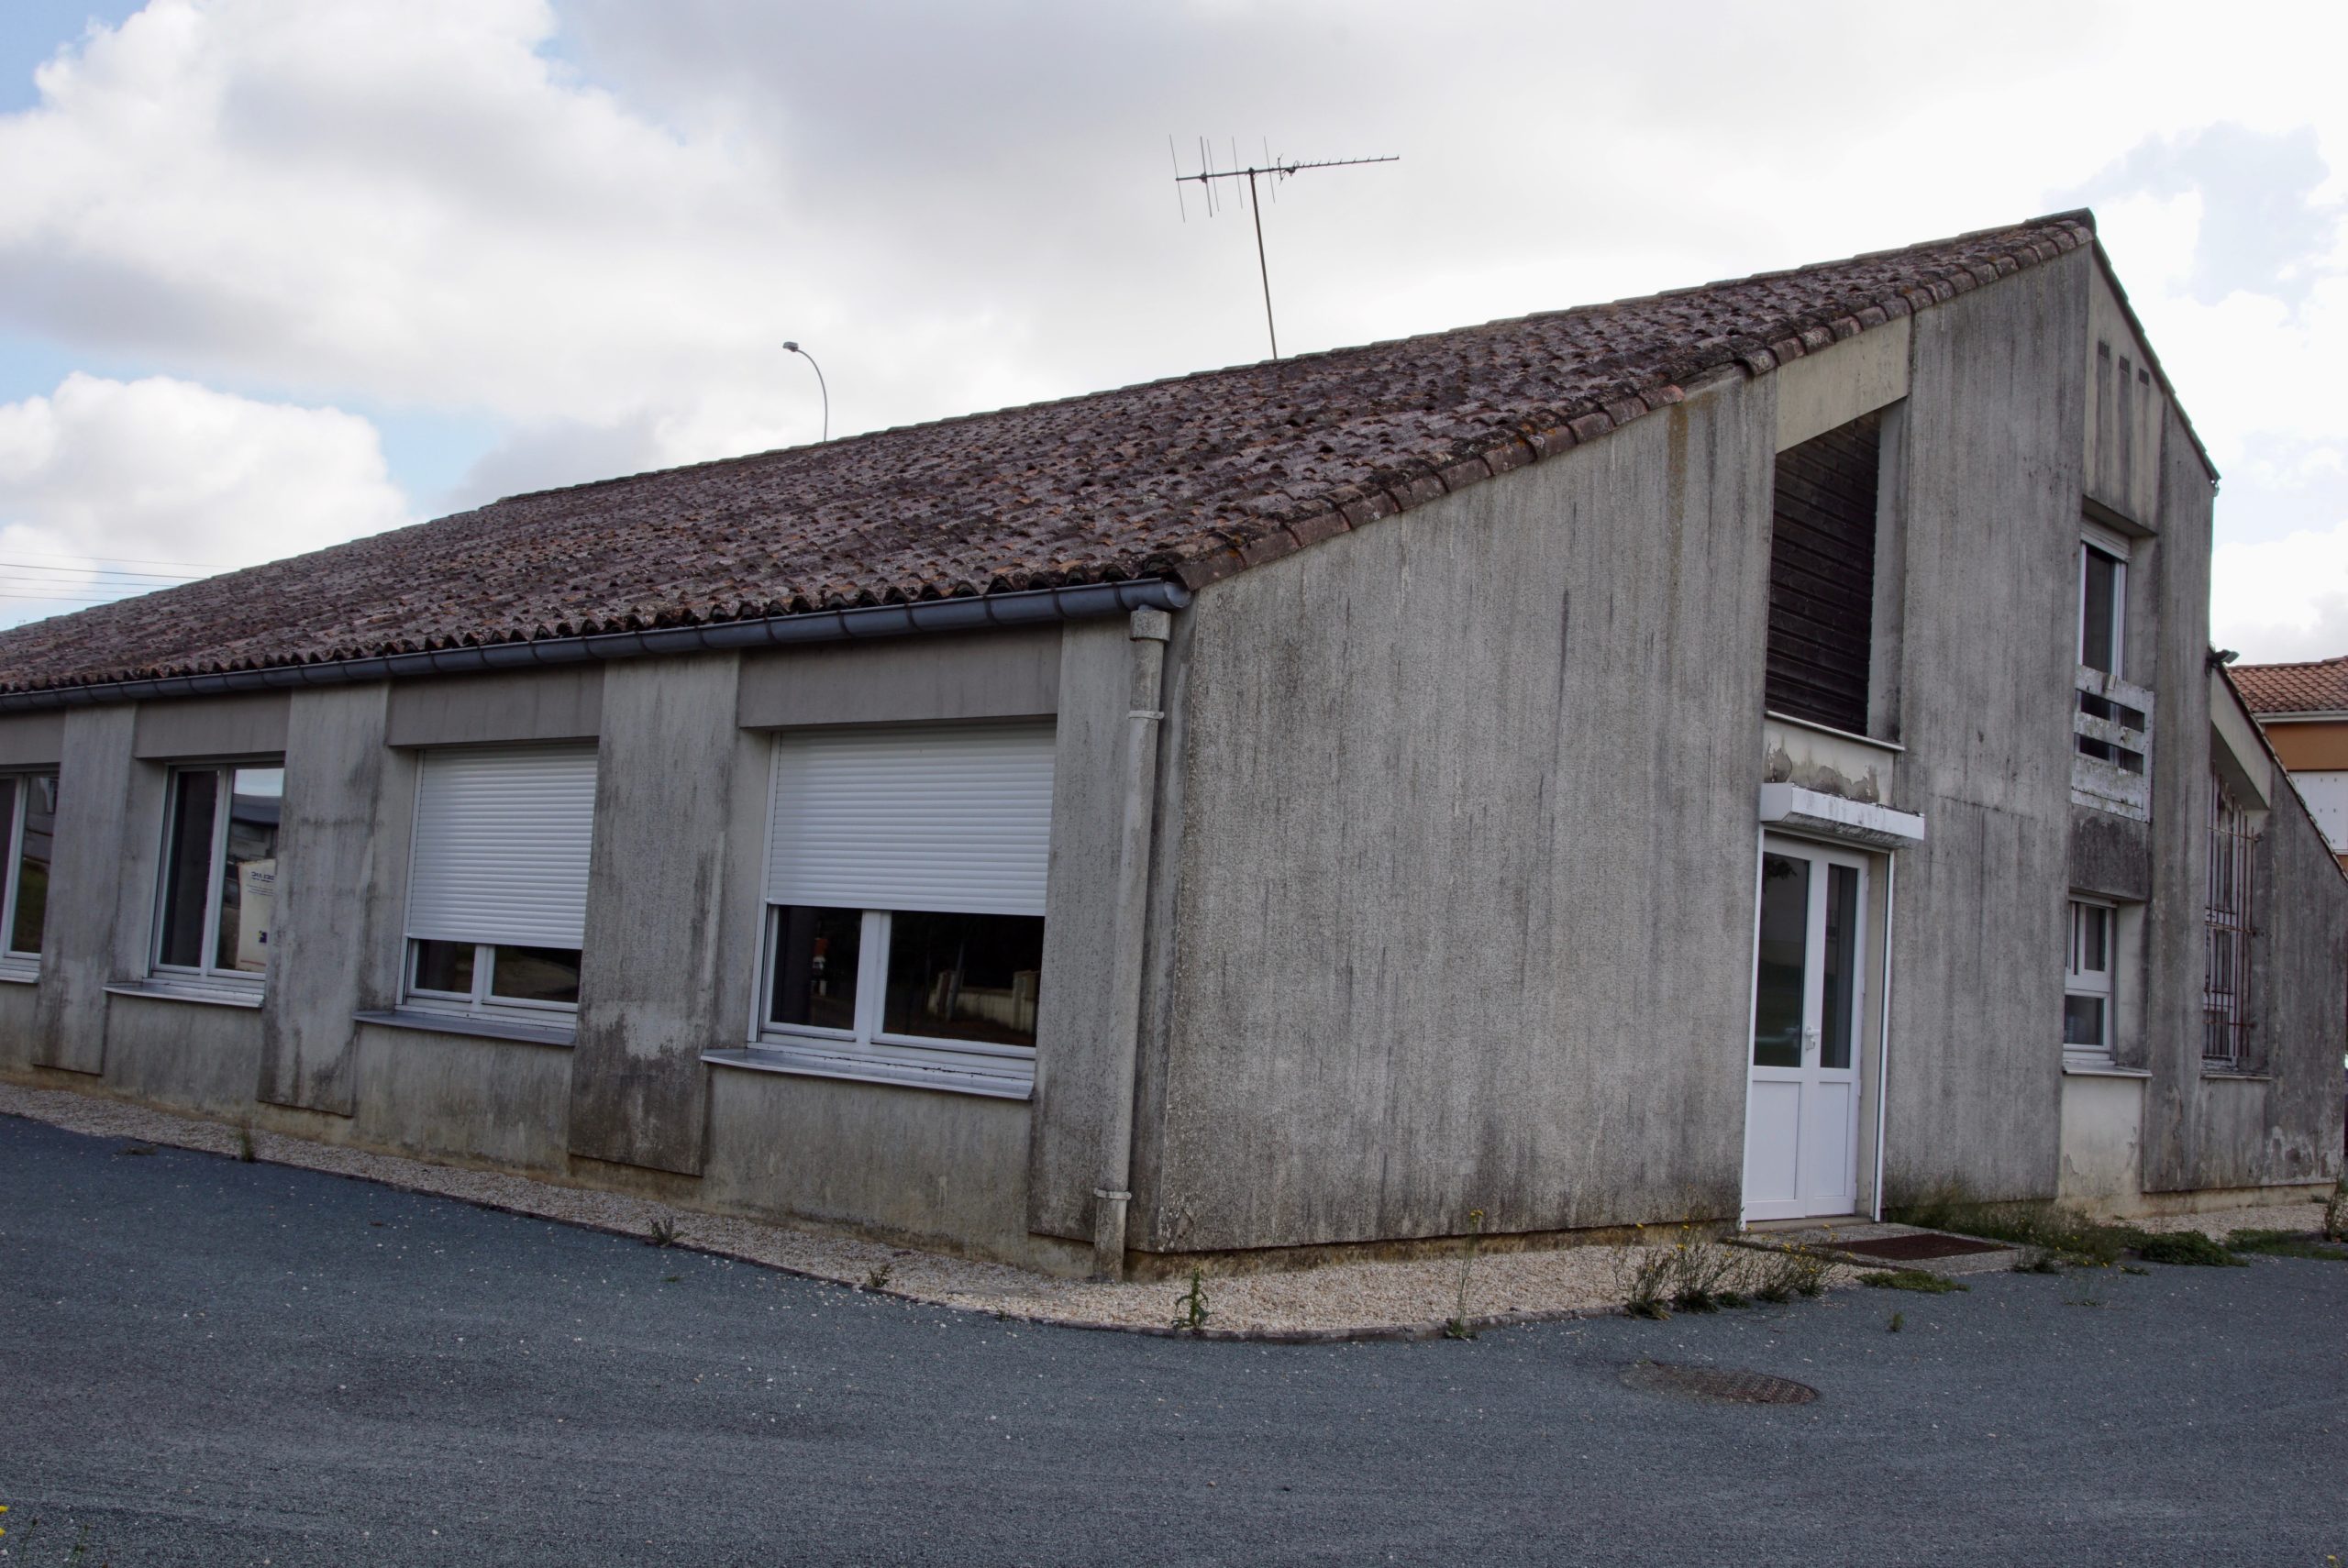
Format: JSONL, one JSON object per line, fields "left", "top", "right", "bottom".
{"left": 0, "top": 0, "right": 2342, "bottom": 661}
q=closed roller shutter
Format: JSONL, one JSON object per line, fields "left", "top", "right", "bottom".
{"left": 767, "top": 723, "right": 1056, "bottom": 917}
{"left": 406, "top": 745, "right": 599, "bottom": 947}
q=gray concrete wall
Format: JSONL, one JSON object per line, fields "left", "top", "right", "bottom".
{"left": 348, "top": 1022, "right": 573, "bottom": 1173}
{"left": 100, "top": 992, "right": 263, "bottom": 1116}
{"left": 568, "top": 654, "right": 753, "bottom": 1175}
{"left": 0, "top": 712, "right": 63, "bottom": 768}
{"left": 386, "top": 668, "right": 603, "bottom": 746}
{"left": 33, "top": 707, "right": 140, "bottom": 1073}
{"left": 258, "top": 683, "right": 415, "bottom": 1115}
{"left": 1139, "top": 376, "right": 1774, "bottom": 1253}
{"left": 1024, "top": 618, "right": 1140, "bottom": 1240}
{"left": 737, "top": 626, "right": 1058, "bottom": 728}
{"left": 1876, "top": 250, "right": 2088, "bottom": 1205}
{"left": 132, "top": 693, "right": 289, "bottom": 760}
{"left": 703, "top": 1066, "right": 1046, "bottom": 1262}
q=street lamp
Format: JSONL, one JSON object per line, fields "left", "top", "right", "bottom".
{"left": 782, "top": 341, "right": 828, "bottom": 444}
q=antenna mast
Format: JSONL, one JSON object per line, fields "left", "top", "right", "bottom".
{"left": 1171, "top": 138, "right": 1398, "bottom": 360}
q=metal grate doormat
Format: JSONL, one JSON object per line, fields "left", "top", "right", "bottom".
{"left": 1831, "top": 1233, "right": 2009, "bottom": 1263}
{"left": 1620, "top": 1363, "right": 1818, "bottom": 1406}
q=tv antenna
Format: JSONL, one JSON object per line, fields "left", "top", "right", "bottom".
{"left": 1171, "top": 138, "right": 1398, "bottom": 360}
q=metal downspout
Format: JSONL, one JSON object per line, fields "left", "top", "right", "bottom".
{"left": 1871, "top": 854, "right": 1899, "bottom": 1222}
{"left": 1091, "top": 606, "right": 1173, "bottom": 1279}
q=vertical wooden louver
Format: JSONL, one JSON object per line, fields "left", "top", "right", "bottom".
{"left": 1766, "top": 413, "right": 1881, "bottom": 734}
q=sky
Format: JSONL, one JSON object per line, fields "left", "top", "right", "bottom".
{"left": 0, "top": 0, "right": 2342, "bottom": 663}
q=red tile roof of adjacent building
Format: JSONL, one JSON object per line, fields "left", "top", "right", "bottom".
{"left": 0, "top": 211, "right": 2109, "bottom": 698}
{"left": 2233, "top": 654, "right": 2348, "bottom": 716}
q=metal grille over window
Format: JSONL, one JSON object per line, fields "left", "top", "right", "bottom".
{"left": 2203, "top": 772, "right": 2256, "bottom": 1067}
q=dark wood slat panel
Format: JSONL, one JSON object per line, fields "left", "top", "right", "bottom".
{"left": 1767, "top": 412, "right": 1880, "bottom": 732}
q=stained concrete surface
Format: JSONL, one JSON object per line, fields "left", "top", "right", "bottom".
{"left": 2, "top": 1115, "right": 2342, "bottom": 1568}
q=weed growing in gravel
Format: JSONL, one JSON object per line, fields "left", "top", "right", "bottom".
{"left": 237, "top": 1124, "right": 257, "bottom": 1163}
{"left": 646, "top": 1218, "right": 680, "bottom": 1248}
{"left": 2324, "top": 1179, "right": 2347, "bottom": 1243}
{"left": 1667, "top": 1229, "right": 1743, "bottom": 1314}
{"left": 1856, "top": 1268, "right": 1967, "bottom": 1295}
{"left": 2228, "top": 1229, "right": 2348, "bottom": 1262}
{"left": 1615, "top": 1232, "right": 1677, "bottom": 1320}
{"left": 2011, "top": 1246, "right": 2066, "bottom": 1275}
{"left": 1443, "top": 1209, "right": 1486, "bottom": 1340}
{"left": 1750, "top": 1242, "right": 1832, "bottom": 1303}
{"left": 1887, "top": 1310, "right": 1904, "bottom": 1333}
{"left": 1897, "top": 1187, "right": 2145, "bottom": 1266}
{"left": 2134, "top": 1231, "right": 2245, "bottom": 1267}
{"left": 864, "top": 1264, "right": 894, "bottom": 1291}
{"left": 115, "top": 1143, "right": 154, "bottom": 1157}
{"left": 2120, "top": 1264, "right": 2150, "bottom": 1275}
{"left": 1173, "top": 1270, "right": 1211, "bottom": 1332}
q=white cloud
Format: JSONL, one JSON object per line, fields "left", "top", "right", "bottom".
{"left": 2212, "top": 520, "right": 2348, "bottom": 664}
{"left": 0, "top": 371, "right": 411, "bottom": 623}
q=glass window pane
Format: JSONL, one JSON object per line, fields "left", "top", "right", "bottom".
{"left": 411, "top": 939, "right": 476, "bottom": 996}
{"left": 1820, "top": 864, "right": 1859, "bottom": 1071}
{"left": 2081, "top": 905, "right": 2109, "bottom": 973}
{"left": 0, "top": 781, "right": 16, "bottom": 948}
{"left": 2064, "top": 994, "right": 2106, "bottom": 1049}
{"left": 488, "top": 945, "right": 581, "bottom": 1006}
{"left": 2080, "top": 548, "right": 2120, "bottom": 674}
{"left": 883, "top": 911, "right": 1045, "bottom": 1047}
{"left": 10, "top": 774, "right": 54, "bottom": 955}
{"left": 214, "top": 767, "right": 283, "bottom": 975}
{"left": 158, "top": 769, "right": 220, "bottom": 969}
{"left": 769, "top": 906, "right": 861, "bottom": 1031}
{"left": 1752, "top": 855, "right": 1809, "bottom": 1068}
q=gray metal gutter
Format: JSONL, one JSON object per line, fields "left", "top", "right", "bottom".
{"left": 0, "top": 579, "right": 1192, "bottom": 712}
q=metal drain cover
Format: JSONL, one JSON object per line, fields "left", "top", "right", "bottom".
{"left": 1620, "top": 1362, "right": 1818, "bottom": 1406}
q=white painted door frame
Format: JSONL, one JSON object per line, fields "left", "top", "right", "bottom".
{"left": 1741, "top": 833, "right": 1870, "bottom": 1223}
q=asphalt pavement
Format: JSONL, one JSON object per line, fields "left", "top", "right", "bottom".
{"left": 1, "top": 1112, "right": 2342, "bottom": 1566}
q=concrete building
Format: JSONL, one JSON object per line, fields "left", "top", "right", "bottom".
{"left": 0, "top": 210, "right": 2340, "bottom": 1277}
{"left": 2233, "top": 655, "right": 2348, "bottom": 871}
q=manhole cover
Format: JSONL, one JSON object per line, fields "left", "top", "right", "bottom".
{"left": 1833, "top": 1233, "right": 2008, "bottom": 1263}
{"left": 1620, "top": 1362, "right": 1818, "bottom": 1405}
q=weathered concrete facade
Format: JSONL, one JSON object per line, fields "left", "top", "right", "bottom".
{"left": 3, "top": 228, "right": 2340, "bottom": 1274}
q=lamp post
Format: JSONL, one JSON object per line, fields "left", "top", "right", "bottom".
{"left": 782, "top": 341, "right": 828, "bottom": 444}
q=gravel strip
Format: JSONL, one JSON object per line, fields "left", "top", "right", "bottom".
{"left": 0, "top": 1080, "right": 1709, "bottom": 1337}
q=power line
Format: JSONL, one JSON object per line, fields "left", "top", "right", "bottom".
{"left": 0, "top": 547, "right": 230, "bottom": 571}
{"left": 0, "top": 562, "right": 203, "bottom": 584}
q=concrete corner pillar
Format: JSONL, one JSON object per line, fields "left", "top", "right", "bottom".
{"left": 34, "top": 705, "right": 142, "bottom": 1075}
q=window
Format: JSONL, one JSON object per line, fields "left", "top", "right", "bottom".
{"left": 2073, "top": 524, "right": 2149, "bottom": 797}
{"left": 403, "top": 745, "right": 595, "bottom": 1027}
{"left": 2064, "top": 898, "right": 2115, "bottom": 1064}
{"left": 2204, "top": 771, "right": 2256, "bottom": 1068}
{"left": 0, "top": 772, "right": 58, "bottom": 978}
{"left": 153, "top": 763, "right": 282, "bottom": 988}
{"left": 754, "top": 723, "right": 1054, "bottom": 1098}
{"left": 2077, "top": 538, "right": 2125, "bottom": 678}
{"left": 1766, "top": 412, "right": 1882, "bottom": 734}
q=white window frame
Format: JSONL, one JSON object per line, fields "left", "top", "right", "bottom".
{"left": 2077, "top": 524, "right": 2131, "bottom": 679}
{"left": 2064, "top": 896, "right": 2117, "bottom": 1066}
{"left": 752, "top": 905, "right": 1041, "bottom": 1099}
{"left": 150, "top": 760, "right": 282, "bottom": 995}
{"left": 402, "top": 938, "right": 581, "bottom": 1026}
{"left": 0, "top": 772, "right": 58, "bottom": 981}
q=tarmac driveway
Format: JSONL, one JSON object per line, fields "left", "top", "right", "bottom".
{"left": 1, "top": 1113, "right": 2342, "bottom": 1567}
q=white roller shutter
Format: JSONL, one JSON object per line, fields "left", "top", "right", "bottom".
{"left": 406, "top": 745, "right": 599, "bottom": 947}
{"left": 2298, "top": 770, "right": 2348, "bottom": 854}
{"left": 767, "top": 723, "right": 1056, "bottom": 917}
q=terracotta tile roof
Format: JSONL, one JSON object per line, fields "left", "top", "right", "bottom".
{"left": 0, "top": 211, "right": 2102, "bottom": 697}
{"left": 2232, "top": 655, "right": 2348, "bottom": 716}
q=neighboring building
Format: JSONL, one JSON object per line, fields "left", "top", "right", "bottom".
{"left": 2232, "top": 655, "right": 2348, "bottom": 870}
{"left": 0, "top": 210, "right": 2340, "bottom": 1277}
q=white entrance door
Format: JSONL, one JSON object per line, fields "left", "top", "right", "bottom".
{"left": 1743, "top": 837, "right": 1868, "bottom": 1222}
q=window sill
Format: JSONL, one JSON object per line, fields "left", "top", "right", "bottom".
{"left": 0, "top": 965, "right": 38, "bottom": 987}
{"left": 2061, "top": 1059, "right": 2149, "bottom": 1079}
{"left": 355, "top": 1009, "right": 575, "bottom": 1049}
{"left": 2199, "top": 1067, "right": 2275, "bottom": 1083}
{"left": 105, "top": 980, "right": 263, "bottom": 1010}
{"left": 703, "top": 1044, "right": 1033, "bottom": 1102}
